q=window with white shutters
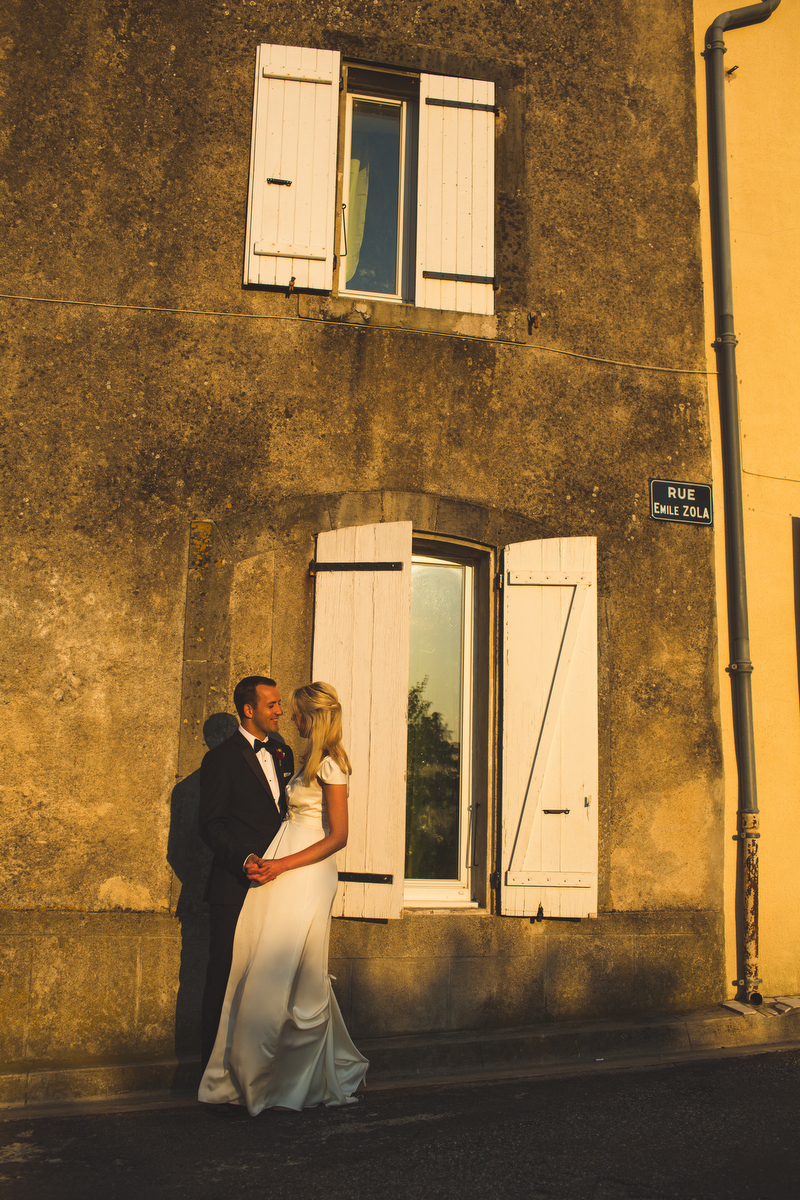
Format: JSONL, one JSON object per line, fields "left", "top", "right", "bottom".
{"left": 245, "top": 45, "right": 497, "bottom": 317}
{"left": 310, "top": 528, "right": 599, "bottom": 920}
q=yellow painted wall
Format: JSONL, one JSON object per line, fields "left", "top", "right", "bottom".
{"left": 694, "top": 0, "right": 800, "bottom": 996}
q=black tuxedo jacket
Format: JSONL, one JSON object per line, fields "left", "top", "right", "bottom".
{"left": 199, "top": 730, "right": 295, "bottom": 906}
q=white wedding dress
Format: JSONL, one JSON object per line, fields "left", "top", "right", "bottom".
{"left": 198, "top": 758, "right": 368, "bottom": 1115}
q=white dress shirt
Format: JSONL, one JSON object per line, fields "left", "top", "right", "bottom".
{"left": 238, "top": 724, "right": 281, "bottom": 809}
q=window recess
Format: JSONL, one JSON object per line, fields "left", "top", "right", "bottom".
{"left": 244, "top": 44, "right": 496, "bottom": 317}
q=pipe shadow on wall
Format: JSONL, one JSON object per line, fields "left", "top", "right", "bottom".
{"left": 167, "top": 712, "right": 239, "bottom": 1065}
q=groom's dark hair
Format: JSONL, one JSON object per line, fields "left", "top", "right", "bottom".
{"left": 233, "top": 675, "right": 277, "bottom": 721}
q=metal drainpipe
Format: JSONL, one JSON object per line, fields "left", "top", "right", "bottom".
{"left": 703, "top": 0, "right": 780, "bottom": 1005}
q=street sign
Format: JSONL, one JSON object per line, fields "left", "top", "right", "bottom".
{"left": 650, "top": 479, "right": 713, "bottom": 526}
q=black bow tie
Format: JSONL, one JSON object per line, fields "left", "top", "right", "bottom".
{"left": 252, "top": 739, "right": 272, "bottom": 754}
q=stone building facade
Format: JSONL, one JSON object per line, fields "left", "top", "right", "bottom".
{"left": 1, "top": 0, "right": 727, "bottom": 1104}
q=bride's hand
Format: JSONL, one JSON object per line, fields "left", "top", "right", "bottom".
{"left": 248, "top": 857, "right": 286, "bottom": 884}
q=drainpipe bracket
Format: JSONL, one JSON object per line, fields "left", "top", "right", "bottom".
{"left": 726, "top": 661, "right": 753, "bottom": 674}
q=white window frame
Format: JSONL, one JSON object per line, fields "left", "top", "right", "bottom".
{"left": 404, "top": 552, "right": 478, "bottom": 909}
{"left": 339, "top": 90, "right": 410, "bottom": 304}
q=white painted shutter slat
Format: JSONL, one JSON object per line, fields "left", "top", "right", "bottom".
{"left": 416, "top": 73, "right": 495, "bottom": 316}
{"left": 500, "top": 537, "right": 598, "bottom": 918}
{"left": 312, "top": 522, "right": 412, "bottom": 919}
{"left": 244, "top": 45, "right": 340, "bottom": 290}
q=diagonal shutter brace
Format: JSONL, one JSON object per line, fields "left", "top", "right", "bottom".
{"left": 309, "top": 561, "right": 403, "bottom": 575}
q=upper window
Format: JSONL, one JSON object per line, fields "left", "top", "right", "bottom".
{"left": 243, "top": 44, "right": 497, "bottom": 316}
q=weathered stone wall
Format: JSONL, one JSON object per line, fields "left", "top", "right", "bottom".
{"left": 0, "top": 0, "right": 724, "bottom": 1096}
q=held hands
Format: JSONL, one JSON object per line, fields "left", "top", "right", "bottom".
{"left": 244, "top": 854, "right": 285, "bottom": 885}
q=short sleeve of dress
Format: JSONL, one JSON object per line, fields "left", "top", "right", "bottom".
{"left": 316, "top": 756, "right": 349, "bottom": 789}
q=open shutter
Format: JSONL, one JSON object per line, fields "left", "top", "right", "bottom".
{"left": 311, "top": 522, "right": 412, "bottom": 919}
{"left": 415, "top": 73, "right": 496, "bottom": 316}
{"left": 244, "top": 45, "right": 340, "bottom": 290}
{"left": 500, "top": 537, "right": 598, "bottom": 918}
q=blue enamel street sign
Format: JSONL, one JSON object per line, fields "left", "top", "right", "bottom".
{"left": 650, "top": 479, "right": 713, "bottom": 526}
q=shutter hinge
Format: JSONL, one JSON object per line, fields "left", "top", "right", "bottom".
{"left": 489, "top": 869, "right": 501, "bottom": 890}
{"left": 494, "top": 571, "right": 503, "bottom": 591}
{"left": 338, "top": 871, "right": 393, "bottom": 884}
{"left": 309, "top": 560, "right": 403, "bottom": 576}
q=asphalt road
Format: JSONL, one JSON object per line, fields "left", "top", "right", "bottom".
{"left": 2, "top": 1048, "right": 799, "bottom": 1200}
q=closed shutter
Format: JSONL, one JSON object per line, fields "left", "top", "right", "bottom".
{"left": 500, "top": 537, "right": 598, "bottom": 918}
{"left": 415, "top": 73, "right": 496, "bottom": 316}
{"left": 311, "top": 521, "right": 412, "bottom": 919}
{"left": 244, "top": 45, "right": 340, "bottom": 290}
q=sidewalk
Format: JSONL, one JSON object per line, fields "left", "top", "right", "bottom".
{"left": 3, "top": 998, "right": 800, "bottom": 1118}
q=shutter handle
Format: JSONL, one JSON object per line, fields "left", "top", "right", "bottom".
{"left": 340, "top": 202, "right": 348, "bottom": 257}
{"left": 267, "top": 177, "right": 292, "bottom": 186}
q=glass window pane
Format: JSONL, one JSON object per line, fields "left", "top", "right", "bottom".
{"left": 405, "top": 561, "right": 464, "bottom": 880}
{"left": 345, "top": 99, "right": 401, "bottom": 296}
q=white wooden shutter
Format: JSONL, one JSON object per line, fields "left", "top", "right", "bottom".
{"left": 244, "top": 45, "right": 340, "bottom": 290}
{"left": 415, "top": 73, "right": 496, "bottom": 316}
{"left": 312, "top": 521, "right": 412, "bottom": 919}
{"left": 500, "top": 537, "right": 598, "bottom": 918}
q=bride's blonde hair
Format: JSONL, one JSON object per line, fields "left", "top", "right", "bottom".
{"left": 291, "top": 681, "right": 352, "bottom": 786}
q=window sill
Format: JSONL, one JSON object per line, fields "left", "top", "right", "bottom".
{"left": 402, "top": 904, "right": 485, "bottom": 914}
{"left": 298, "top": 294, "right": 523, "bottom": 342}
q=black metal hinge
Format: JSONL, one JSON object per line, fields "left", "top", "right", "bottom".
{"left": 425, "top": 97, "right": 499, "bottom": 115}
{"left": 309, "top": 561, "right": 403, "bottom": 575}
{"left": 338, "top": 871, "right": 394, "bottom": 884}
{"left": 423, "top": 270, "right": 498, "bottom": 288}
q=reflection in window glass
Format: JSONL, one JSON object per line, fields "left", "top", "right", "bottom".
{"left": 405, "top": 561, "right": 464, "bottom": 880}
{"left": 345, "top": 99, "right": 402, "bottom": 296}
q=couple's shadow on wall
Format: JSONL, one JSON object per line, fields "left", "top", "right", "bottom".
{"left": 167, "top": 712, "right": 239, "bottom": 1064}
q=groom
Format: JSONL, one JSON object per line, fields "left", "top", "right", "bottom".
{"left": 198, "top": 675, "right": 295, "bottom": 1068}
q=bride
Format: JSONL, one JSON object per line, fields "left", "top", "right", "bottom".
{"left": 198, "top": 681, "right": 368, "bottom": 1114}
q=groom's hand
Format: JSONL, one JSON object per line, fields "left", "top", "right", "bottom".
{"left": 244, "top": 854, "right": 266, "bottom": 880}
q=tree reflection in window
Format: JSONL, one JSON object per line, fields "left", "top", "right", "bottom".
{"left": 405, "top": 677, "right": 460, "bottom": 879}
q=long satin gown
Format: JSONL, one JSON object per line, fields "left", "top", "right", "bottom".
{"left": 198, "top": 758, "right": 368, "bottom": 1114}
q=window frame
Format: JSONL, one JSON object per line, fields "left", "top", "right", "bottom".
{"left": 339, "top": 86, "right": 414, "bottom": 303}
{"left": 403, "top": 536, "right": 492, "bottom": 910}
{"left": 404, "top": 550, "right": 477, "bottom": 908}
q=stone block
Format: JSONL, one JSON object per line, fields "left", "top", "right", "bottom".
{"left": 349, "top": 956, "right": 450, "bottom": 1037}
{"left": 327, "top": 492, "right": 385, "bottom": 531}
{"left": 382, "top": 491, "right": 440, "bottom": 534}
{"left": 331, "top": 911, "right": 544, "bottom": 962}
{"left": 435, "top": 498, "right": 490, "bottom": 543}
{"left": 545, "top": 931, "right": 636, "bottom": 1019}
{"left": 449, "top": 952, "right": 546, "bottom": 1031}
{"left": 633, "top": 930, "right": 724, "bottom": 1012}
{"left": 230, "top": 552, "right": 275, "bottom": 685}
{"left": 26, "top": 935, "right": 140, "bottom": 1063}
{"left": 0, "top": 937, "right": 32, "bottom": 1063}
{"left": 136, "top": 933, "right": 182, "bottom": 1059}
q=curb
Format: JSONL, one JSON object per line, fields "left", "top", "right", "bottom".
{"left": 2, "top": 1002, "right": 799, "bottom": 1117}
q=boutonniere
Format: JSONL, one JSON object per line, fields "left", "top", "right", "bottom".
{"left": 274, "top": 747, "right": 285, "bottom": 762}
